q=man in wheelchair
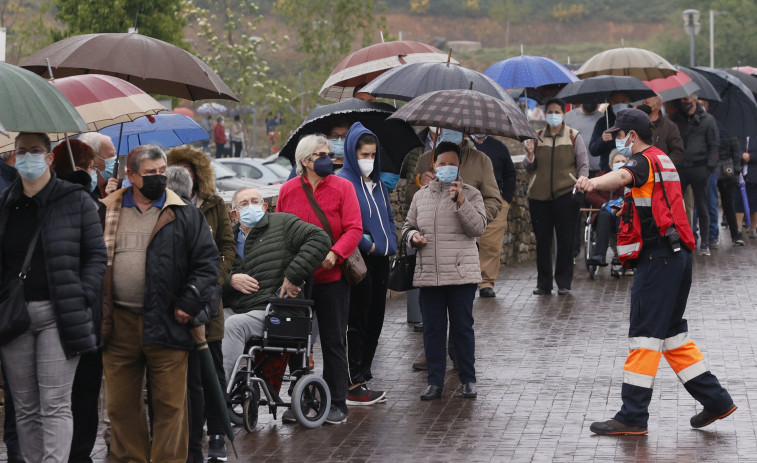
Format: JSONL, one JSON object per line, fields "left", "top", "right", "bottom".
{"left": 221, "top": 187, "right": 331, "bottom": 383}
{"left": 587, "top": 152, "right": 629, "bottom": 267}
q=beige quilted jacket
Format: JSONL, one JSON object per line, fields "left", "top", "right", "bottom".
{"left": 402, "top": 179, "right": 487, "bottom": 287}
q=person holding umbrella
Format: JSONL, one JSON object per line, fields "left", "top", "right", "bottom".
{"left": 337, "top": 122, "right": 396, "bottom": 405}
{"left": 524, "top": 98, "right": 589, "bottom": 295}
{"left": 589, "top": 92, "right": 632, "bottom": 171}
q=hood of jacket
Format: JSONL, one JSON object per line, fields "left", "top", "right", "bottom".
{"left": 167, "top": 147, "right": 216, "bottom": 200}
{"left": 341, "top": 122, "right": 382, "bottom": 183}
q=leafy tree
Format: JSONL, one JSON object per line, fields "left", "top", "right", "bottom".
{"left": 52, "top": 0, "right": 188, "bottom": 49}
{"left": 2, "top": 0, "right": 55, "bottom": 63}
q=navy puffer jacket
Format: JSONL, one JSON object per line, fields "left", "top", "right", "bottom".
{"left": 0, "top": 174, "right": 107, "bottom": 358}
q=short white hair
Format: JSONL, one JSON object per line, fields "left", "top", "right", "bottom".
{"left": 294, "top": 134, "right": 331, "bottom": 176}
{"left": 79, "top": 132, "right": 101, "bottom": 155}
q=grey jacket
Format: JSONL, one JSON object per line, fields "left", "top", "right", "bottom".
{"left": 402, "top": 179, "right": 487, "bottom": 287}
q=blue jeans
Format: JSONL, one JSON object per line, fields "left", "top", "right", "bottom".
{"left": 420, "top": 284, "right": 477, "bottom": 387}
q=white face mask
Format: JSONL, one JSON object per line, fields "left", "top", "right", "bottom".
{"left": 358, "top": 158, "right": 374, "bottom": 178}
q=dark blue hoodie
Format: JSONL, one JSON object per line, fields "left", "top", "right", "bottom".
{"left": 337, "top": 122, "right": 397, "bottom": 256}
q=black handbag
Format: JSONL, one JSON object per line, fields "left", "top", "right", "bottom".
{"left": 0, "top": 223, "right": 44, "bottom": 346}
{"left": 388, "top": 228, "right": 416, "bottom": 292}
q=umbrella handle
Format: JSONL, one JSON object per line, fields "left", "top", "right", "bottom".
{"left": 190, "top": 325, "right": 208, "bottom": 347}
{"left": 429, "top": 127, "right": 440, "bottom": 171}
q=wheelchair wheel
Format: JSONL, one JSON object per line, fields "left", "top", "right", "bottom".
{"left": 228, "top": 376, "right": 258, "bottom": 427}
{"left": 242, "top": 386, "right": 260, "bottom": 432}
{"left": 291, "top": 375, "right": 330, "bottom": 429}
{"left": 584, "top": 220, "right": 598, "bottom": 279}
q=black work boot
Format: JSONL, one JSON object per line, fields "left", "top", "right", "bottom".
{"left": 690, "top": 403, "right": 737, "bottom": 429}
{"left": 590, "top": 418, "right": 648, "bottom": 436}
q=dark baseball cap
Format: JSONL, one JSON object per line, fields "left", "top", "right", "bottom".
{"left": 606, "top": 108, "right": 653, "bottom": 134}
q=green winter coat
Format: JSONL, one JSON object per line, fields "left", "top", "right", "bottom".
{"left": 223, "top": 212, "right": 331, "bottom": 317}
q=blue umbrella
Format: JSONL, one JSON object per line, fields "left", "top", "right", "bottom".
{"left": 484, "top": 55, "right": 578, "bottom": 91}
{"left": 96, "top": 113, "right": 210, "bottom": 155}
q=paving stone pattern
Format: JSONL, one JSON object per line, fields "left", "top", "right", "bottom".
{"left": 2, "top": 235, "right": 757, "bottom": 462}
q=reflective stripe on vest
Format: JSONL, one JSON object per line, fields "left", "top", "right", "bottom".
{"left": 633, "top": 197, "right": 652, "bottom": 207}
{"left": 617, "top": 242, "right": 641, "bottom": 256}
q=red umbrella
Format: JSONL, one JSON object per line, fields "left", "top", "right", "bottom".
{"left": 643, "top": 71, "right": 701, "bottom": 102}
{"left": 319, "top": 40, "right": 457, "bottom": 102}
{"left": 173, "top": 107, "right": 195, "bottom": 117}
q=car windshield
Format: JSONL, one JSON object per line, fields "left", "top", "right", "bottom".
{"left": 210, "top": 160, "right": 237, "bottom": 179}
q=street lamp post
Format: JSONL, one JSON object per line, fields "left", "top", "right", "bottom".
{"left": 683, "top": 9, "right": 701, "bottom": 67}
{"left": 710, "top": 10, "right": 726, "bottom": 68}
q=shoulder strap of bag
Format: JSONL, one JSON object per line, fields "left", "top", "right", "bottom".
{"left": 19, "top": 223, "right": 44, "bottom": 279}
{"left": 300, "top": 178, "right": 335, "bottom": 245}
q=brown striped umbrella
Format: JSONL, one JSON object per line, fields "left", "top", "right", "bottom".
{"left": 576, "top": 47, "right": 677, "bottom": 81}
{"left": 388, "top": 89, "right": 537, "bottom": 141}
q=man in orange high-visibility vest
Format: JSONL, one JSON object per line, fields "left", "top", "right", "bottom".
{"left": 576, "top": 109, "right": 736, "bottom": 436}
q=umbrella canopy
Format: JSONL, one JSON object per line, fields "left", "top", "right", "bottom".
{"left": 319, "top": 40, "right": 456, "bottom": 102}
{"left": 173, "top": 107, "right": 195, "bottom": 117}
{"left": 279, "top": 99, "right": 422, "bottom": 174}
{"left": 723, "top": 69, "right": 757, "bottom": 97}
{"left": 20, "top": 33, "right": 237, "bottom": 101}
{"left": 197, "top": 102, "right": 228, "bottom": 115}
{"left": 0, "top": 121, "right": 7, "bottom": 137}
{"left": 688, "top": 67, "right": 757, "bottom": 150}
{"left": 643, "top": 71, "right": 701, "bottom": 103}
{"left": 51, "top": 74, "right": 166, "bottom": 131}
{"left": 388, "top": 89, "right": 538, "bottom": 141}
{"left": 97, "top": 113, "right": 210, "bottom": 155}
{"left": 556, "top": 75, "right": 656, "bottom": 105}
{"left": 576, "top": 47, "right": 677, "bottom": 81}
{"left": 484, "top": 55, "right": 578, "bottom": 90}
{"left": 0, "top": 62, "right": 88, "bottom": 133}
{"left": 357, "top": 62, "right": 510, "bottom": 101}
{"left": 676, "top": 66, "right": 721, "bottom": 102}
{"left": 733, "top": 66, "right": 757, "bottom": 75}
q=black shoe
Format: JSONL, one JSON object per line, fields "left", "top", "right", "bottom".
{"left": 479, "top": 287, "right": 496, "bottom": 298}
{"left": 413, "top": 322, "right": 424, "bottom": 332}
{"left": 589, "top": 255, "right": 608, "bottom": 267}
{"left": 590, "top": 418, "right": 648, "bottom": 436}
{"left": 532, "top": 288, "right": 551, "bottom": 295}
{"left": 420, "top": 385, "right": 443, "bottom": 400}
{"left": 690, "top": 403, "right": 737, "bottom": 428}
{"left": 557, "top": 288, "right": 570, "bottom": 295}
{"left": 461, "top": 383, "right": 477, "bottom": 398}
{"left": 324, "top": 405, "right": 348, "bottom": 425}
{"left": 412, "top": 355, "right": 427, "bottom": 370}
{"left": 207, "top": 434, "right": 227, "bottom": 461}
{"left": 281, "top": 408, "right": 296, "bottom": 424}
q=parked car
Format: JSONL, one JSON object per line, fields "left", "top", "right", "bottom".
{"left": 262, "top": 152, "right": 293, "bottom": 170}
{"left": 217, "top": 158, "right": 287, "bottom": 184}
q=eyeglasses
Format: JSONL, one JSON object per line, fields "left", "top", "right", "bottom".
{"left": 235, "top": 198, "right": 264, "bottom": 210}
{"left": 15, "top": 147, "right": 47, "bottom": 156}
{"left": 310, "top": 152, "right": 334, "bottom": 160}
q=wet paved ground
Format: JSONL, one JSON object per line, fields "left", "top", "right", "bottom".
{"left": 3, "top": 233, "right": 757, "bottom": 462}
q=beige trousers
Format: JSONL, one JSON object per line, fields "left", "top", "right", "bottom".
{"left": 478, "top": 198, "right": 510, "bottom": 289}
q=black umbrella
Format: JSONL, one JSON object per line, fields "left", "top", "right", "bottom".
{"left": 555, "top": 75, "right": 656, "bottom": 104}
{"left": 278, "top": 98, "right": 423, "bottom": 174}
{"left": 676, "top": 66, "right": 721, "bottom": 102}
{"left": 358, "top": 62, "right": 510, "bottom": 101}
{"left": 723, "top": 69, "right": 757, "bottom": 98}
{"left": 688, "top": 67, "right": 757, "bottom": 151}
{"left": 506, "top": 84, "right": 568, "bottom": 104}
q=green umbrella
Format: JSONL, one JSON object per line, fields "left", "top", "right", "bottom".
{"left": 0, "top": 62, "right": 88, "bottom": 133}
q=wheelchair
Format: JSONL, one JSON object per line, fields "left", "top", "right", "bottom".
{"left": 583, "top": 207, "right": 621, "bottom": 280}
{"left": 226, "top": 296, "right": 330, "bottom": 431}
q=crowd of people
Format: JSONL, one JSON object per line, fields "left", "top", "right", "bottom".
{"left": 0, "top": 84, "right": 752, "bottom": 461}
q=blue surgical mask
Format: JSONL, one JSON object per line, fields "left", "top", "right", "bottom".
{"left": 435, "top": 165, "right": 458, "bottom": 183}
{"left": 89, "top": 170, "right": 98, "bottom": 192}
{"left": 612, "top": 103, "right": 629, "bottom": 114}
{"left": 612, "top": 162, "right": 626, "bottom": 171}
{"left": 545, "top": 113, "right": 563, "bottom": 128}
{"left": 615, "top": 133, "right": 633, "bottom": 157}
{"left": 15, "top": 152, "right": 49, "bottom": 180}
{"left": 240, "top": 204, "right": 265, "bottom": 228}
{"left": 102, "top": 157, "right": 116, "bottom": 180}
{"left": 331, "top": 139, "right": 345, "bottom": 158}
{"left": 439, "top": 129, "right": 463, "bottom": 145}
{"left": 380, "top": 172, "right": 400, "bottom": 192}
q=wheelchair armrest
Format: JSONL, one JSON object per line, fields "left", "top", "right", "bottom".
{"left": 267, "top": 297, "right": 314, "bottom": 308}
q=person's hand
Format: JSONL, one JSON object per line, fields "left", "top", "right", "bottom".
{"left": 321, "top": 251, "right": 338, "bottom": 269}
{"left": 743, "top": 152, "right": 750, "bottom": 163}
{"left": 420, "top": 171, "right": 435, "bottom": 186}
{"left": 105, "top": 178, "right": 118, "bottom": 195}
{"left": 411, "top": 232, "right": 427, "bottom": 248}
{"left": 601, "top": 131, "right": 614, "bottom": 142}
{"left": 574, "top": 176, "right": 595, "bottom": 193}
{"left": 230, "top": 273, "right": 260, "bottom": 294}
{"left": 174, "top": 308, "right": 192, "bottom": 324}
{"left": 280, "top": 277, "right": 301, "bottom": 298}
{"left": 450, "top": 180, "right": 464, "bottom": 206}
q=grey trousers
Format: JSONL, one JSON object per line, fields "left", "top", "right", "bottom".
{"left": 0, "top": 300, "right": 79, "bottom": 463}
{"left": 222, "top": 310, "right": 266, "bottom": 383}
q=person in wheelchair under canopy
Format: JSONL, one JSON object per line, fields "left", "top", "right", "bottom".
{"left": 587, "top": 152, "right": 628, "bottom": 267}
{"left": 221, "top": 186, "right": 331, "bottom": 383}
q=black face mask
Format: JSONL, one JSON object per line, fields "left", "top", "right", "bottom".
{"left": 138, "top": 174, "right": 167, "bottom": 201}
{"left": 673, "top": 100, "right": 693, "bottom": 114}
{"left": 312, "top": 156, "right": 334, "bottom": 178}
{"left": 582, "top": 103, "right": 598, "bottom": 113}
